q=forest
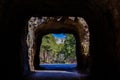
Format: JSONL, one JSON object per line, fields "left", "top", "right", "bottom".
{"left": 40, "top": 33, "right": 77, "bottom": 64}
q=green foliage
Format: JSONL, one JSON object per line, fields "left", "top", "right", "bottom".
{"left": 60, "top": 34, "right": 76, "bottom": 63}
{"left": 40, "top": 33, "right": 76, "bottom": 64}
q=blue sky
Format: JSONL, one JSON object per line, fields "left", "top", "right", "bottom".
{"left": 52, "top": 33, "right": 66, "bottom": 38}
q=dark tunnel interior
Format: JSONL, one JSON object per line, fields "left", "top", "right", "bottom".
{"left": 1, "top": 0, "right": 120, "bottom": 80}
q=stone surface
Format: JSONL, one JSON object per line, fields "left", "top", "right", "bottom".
{"left": 26, "top": 16, "right": 89, "bottom": 71}
{"left": 1, "top": 0, "right": 120, "bottom": 80}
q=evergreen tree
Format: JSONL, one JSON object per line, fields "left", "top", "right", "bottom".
{"left": 40, "top": 33, "right": 76, "bottom": 64}
{"left": 59, "top": 34, "right": 76, "bottom": 63}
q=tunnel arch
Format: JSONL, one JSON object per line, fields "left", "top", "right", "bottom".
{"left": 26, "top": 16, "right": 90, "bottom": 71}
{"left": 13, "top": 1, "right": 117, "bottom": 79}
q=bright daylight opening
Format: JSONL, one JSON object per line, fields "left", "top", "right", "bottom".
{"left": 39, "top": 33, "right": 77, "bottom": 70}
{"left": 26, "top": 16, "right": 90, "bottom": 72}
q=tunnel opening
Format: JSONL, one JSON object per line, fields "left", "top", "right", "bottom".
{"left": 4, "top": 0, "right": 119, "bottom": 79}
{"left": 39, "top": 33, "right": 77, "bottom": 71}
{"left": 26, "top": 16, "right": 90, "bottom": 75}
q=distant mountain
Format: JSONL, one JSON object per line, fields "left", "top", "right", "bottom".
{"left": 52, "top": 33, "right": 66, "bottom": 39}
{"left": 52, "top": 33, "right": 66, "bottom": 44}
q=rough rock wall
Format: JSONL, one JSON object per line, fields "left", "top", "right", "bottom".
{"left": 26, "top": 16, "right": 89, "bottom": 71}
{"left": 92, "top": 0, "right": 120, "bottom": 75}
{"left": 0, "top": 0, "right": 120, "bottom": 80}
